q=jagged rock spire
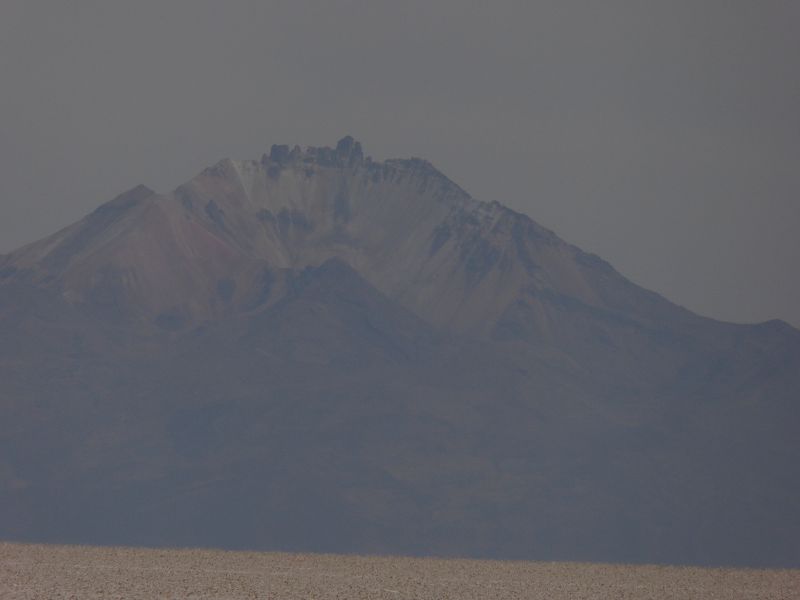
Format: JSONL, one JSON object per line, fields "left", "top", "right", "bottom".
{"left": 265, "top": 136, "right": 364, "bottom": 168}
{"left": 335, "top": 135, "right": 364, "bottom": 166}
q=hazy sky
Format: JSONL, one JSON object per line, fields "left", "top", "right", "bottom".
{"left": 1, "top": 1, "right": 798, "bottom": 327}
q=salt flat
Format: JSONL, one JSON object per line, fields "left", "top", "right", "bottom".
{"left": 1, "top": 542, "right": 798, "bottom": 599}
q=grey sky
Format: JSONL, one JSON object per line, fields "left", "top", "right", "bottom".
{"left": 1, "top": 1, "right": 798, "bottom": 326}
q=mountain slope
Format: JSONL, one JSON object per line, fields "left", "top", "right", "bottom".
{"left": 1, "top": 137, "right": 798, "bottom": 566}
{"left": 2, "top": 137, "right": 694, "bottom": 336}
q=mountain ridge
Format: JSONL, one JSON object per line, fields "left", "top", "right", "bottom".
{"left": 2, "top": 138, "right": 718, "bottom": 337}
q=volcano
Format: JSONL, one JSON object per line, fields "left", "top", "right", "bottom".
{"left": 1, "top": 137, "right": 798, "bottom": 566}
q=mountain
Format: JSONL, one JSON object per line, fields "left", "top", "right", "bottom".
{"left": 1, "top": 137, "right": 798, "bottom": 566}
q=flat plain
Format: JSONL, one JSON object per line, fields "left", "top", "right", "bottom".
{"left": 1, "top": 542, "right": 798, "bottom": 599}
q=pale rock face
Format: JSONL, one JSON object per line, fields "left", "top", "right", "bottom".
{"left": 3, "top": 137, "right": 687, "bottom": 338}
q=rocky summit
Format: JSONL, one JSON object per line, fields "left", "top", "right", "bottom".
{"left": 1, "top": 137, "right": 798, "bottom": 566}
